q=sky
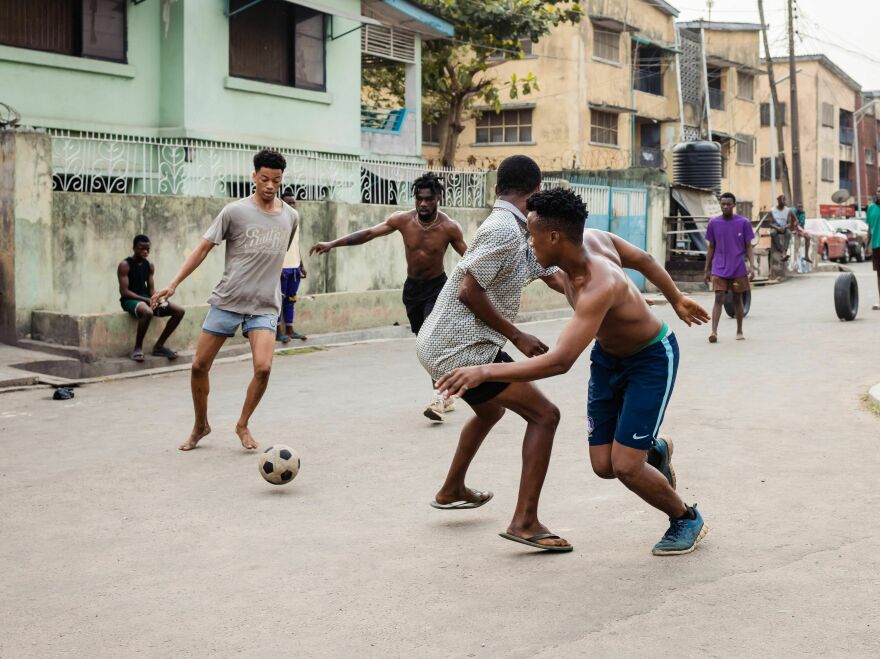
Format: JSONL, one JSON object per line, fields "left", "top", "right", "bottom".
{"left": 674, "top": 0, "right": 880, "bottom": 92}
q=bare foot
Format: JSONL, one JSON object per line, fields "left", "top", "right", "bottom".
{"left": 179, "top": 424, "right": 211, "bottom": 451}
{"left": 235, "top": 425, "right": 258, "bottom": 450}
{"left": 434, "top": 486, "right": 491, "bottom": 506}
{"left": 708, "top": 334, "right": 718, "bottom": 343}
{"left": 506, "top": 522, "right": 571, "bottom": 549}
{"left": 736, "top": 332, "right": 745, "bottom": 341}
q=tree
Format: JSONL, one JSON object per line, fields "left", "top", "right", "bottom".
{"left": 419, "top": 0, "right": 583, "bottom": 167}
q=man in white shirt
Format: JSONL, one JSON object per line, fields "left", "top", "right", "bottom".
{"left": 765, "top": 194, "right": 797, "bottom": 260}
{"left": 278, "top": 194, "right": 307, "bottom": 342}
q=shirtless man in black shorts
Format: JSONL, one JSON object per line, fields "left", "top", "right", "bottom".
{"left": 309, "top": 172, "right": 467, "bottom": 421}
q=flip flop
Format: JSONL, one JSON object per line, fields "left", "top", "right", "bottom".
{"left": 290, "top": 332, "right": 307, "bottom": 341}
{"left": 499, "top": 532, "right": 573, "bottom": 552}
{"left": 278, "top": 334, "right": 290, "bottom": 343}
{"left": 430, "top": 490, "right": 493, "bottom": 509}
{"left": 130, "top": 349, "right": 145, "bottom": 362}
{"left": 152, "top": 346, "right": 179, "bottom": 360}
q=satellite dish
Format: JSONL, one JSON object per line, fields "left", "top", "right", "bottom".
{"left": 831, "top": 189, "right": 851, "bottom": 204}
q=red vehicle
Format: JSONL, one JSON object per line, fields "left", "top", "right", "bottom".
{"left": 804, "top": 218, "right": 848, "bottom": 262}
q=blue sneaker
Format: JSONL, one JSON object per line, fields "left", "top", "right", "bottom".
{"left": 648, "top": 437, "right": 676, "bottom": 489}
{"left": 652, "top": 504, "right": 708, "bottom": 556}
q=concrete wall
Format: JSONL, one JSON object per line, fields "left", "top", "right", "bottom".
{"left": 44, "top": 194, "right": 490, "bottom": 316}
{"left": 0, "top": 130, "right": 55, "bottom": 339}
{"left": 0, "top": 0, "right": 363, "bottom": 154}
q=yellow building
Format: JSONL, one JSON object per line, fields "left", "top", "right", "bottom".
{"left": 757, "top": 55, "right": 861, "bottom": 217}
{"left": 422, "top": 0, "right": 683, "bottom": 173}
{"left": 677, "top": 21, "right": 763, "bottom": 220}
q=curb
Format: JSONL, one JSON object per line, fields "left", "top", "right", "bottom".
{"left": 868, "top": 383, "right": 880, "bottom": 408}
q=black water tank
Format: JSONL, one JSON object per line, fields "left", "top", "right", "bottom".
{"left": 672, "top": 141, "right": 722, "bottom": 192}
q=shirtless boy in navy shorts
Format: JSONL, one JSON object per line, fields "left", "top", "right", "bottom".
{"left": 437, "top": 188, "right": 711, "bottom": 555}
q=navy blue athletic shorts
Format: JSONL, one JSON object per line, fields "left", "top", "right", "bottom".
{"left": 587, "top": 332, "right": 679, "bottom": 451}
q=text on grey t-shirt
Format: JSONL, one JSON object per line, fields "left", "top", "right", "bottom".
{"left": 203, "top": 197, "right": 298, "bottom": 316}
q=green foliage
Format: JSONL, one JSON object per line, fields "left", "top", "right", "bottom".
{"left": 361, "top": 63, "right": 407, "bottom": 108}
{"left": 419, "top": 0, "right": 583, "bottom": 162}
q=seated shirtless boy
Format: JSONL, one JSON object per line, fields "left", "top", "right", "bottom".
{"left": 436, "top": 188, "right": 711, "bottom": 556}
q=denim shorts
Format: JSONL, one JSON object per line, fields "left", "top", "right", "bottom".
{"left": 202, "top": 306, "right": 277, "bottom": 337}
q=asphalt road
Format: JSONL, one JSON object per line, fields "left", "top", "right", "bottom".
{"left": 2, "top": 263, "right": 879, "bottom": 657}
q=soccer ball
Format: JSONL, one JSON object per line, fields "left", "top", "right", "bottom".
{"left": 258, "top": 445, "right": 300, "bottom": 485}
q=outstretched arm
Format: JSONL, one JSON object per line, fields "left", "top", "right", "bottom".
{"left": 608, "top": 233, "right": 681, "bottom": 303}
{"left": 607, "top": 232, "right": 709, "bottom": 327}
{"left": 309, "top": 216, "right": 397, "bottom": 255}
{"left": 437, "top": 287, "right": 612, "bottom": 396}
{"left": 151, "top": 239, "right": 214, "bottom": 307}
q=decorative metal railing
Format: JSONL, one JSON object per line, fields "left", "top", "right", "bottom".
{"left": 47, "top": 129, "right": 488, "bottom": 208}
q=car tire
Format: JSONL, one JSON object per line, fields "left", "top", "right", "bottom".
{"left": 857, "top": 243, "right": 866, "bottom": 262}
{"left": 724, "top": 289, "right": 751, "bottom": 318}
{"left": 834, "top": 271, "right": 858, "bottom": 321}
{"left": 822, "top": 244, "right": 829, "bottom": 261}
{"left": 839, "top": 248, "right": 850, "bottom": 264}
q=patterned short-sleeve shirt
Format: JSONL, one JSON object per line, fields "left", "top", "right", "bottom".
{"left": 416, "top": 200, "right": 558, "bottom": 380}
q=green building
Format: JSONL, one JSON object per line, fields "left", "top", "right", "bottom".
{"left": 0, "top": 0, "right": 462, "bottom": 201}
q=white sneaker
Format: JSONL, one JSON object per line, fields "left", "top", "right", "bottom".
{"left": 424, "top": 393, "right": 445, "bottom": 422}
{"left": 442, "top": 396, "right": 456, "bottom": 413}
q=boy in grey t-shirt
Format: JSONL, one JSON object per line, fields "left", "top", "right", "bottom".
{"left": 152, "top": 149, "right": 297, "bottom": 452}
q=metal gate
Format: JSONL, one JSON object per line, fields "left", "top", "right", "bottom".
{"left": 570, "top": 183, "right": 649, "bottom": 290}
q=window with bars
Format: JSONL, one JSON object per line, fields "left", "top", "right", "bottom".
{"left": 737, "top": 72, "right": 754, "bottom": 100}
{"left": 760, "top": 102, "right": 787, "bottom": 126}
{"left": 229, "top": 0, "right": 326, "bottom": 91}
{"left": 736, "top": 135, "right": 755, "bottom": 165}
{"left": 821, "top": 102, "right": 835, "bottom": 127}
{"left": 760, "top": 157, "right": 784, "bottom": 181}
{"left": 590, "top": 110, "right": 618, "bottom": 146}
{"left": 0, "top": 0, "right": 126, "bottom": 62}
{"left": 592, "top": 26, "right": 620, "bottom": 62}
{"left": 821, "top": 158, "right": 835, "bottom": 182}
{"left": 866, "top": 148, "right": 875, "bottom": 165}
{"left": 423, "top": 122, "right": 441, "bottom": 145}
{"left": 475, "top": 109, "right": 533, "bottom": 144}
{"left": 738, "top": 201, "right": 753, "bottom": 221}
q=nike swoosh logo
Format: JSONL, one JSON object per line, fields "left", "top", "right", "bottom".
{"left": 632, "top": 433, "right": 650, "bottom": 440}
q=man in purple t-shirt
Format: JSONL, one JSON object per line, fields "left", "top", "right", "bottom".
{"left": 703, "top": 192, "right": 757, "bottom": 342}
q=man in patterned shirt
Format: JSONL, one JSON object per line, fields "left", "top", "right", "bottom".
{"left": 416, "top": 155, "right": 572, "bottom": 552}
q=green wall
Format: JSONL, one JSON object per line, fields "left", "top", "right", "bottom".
{"left": 0, "top": 0, "right": 363, "bottom": 154}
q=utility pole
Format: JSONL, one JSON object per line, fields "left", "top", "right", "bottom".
{"left": 758, "top": 0, "right": 791, "bottom": 203}
{"left": 699, "top": 21, "right": 712, "bottom": 139}
{"left": 787, "top": 0, "right": 803, "bottom": 206}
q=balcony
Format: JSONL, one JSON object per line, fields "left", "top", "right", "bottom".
{"left": 639, "top": 146, "right": 663, "bottom": 168}
{"left": 839, "top": 126, "right": 854, "bottom": 145}
{"left": 708, "top": 88, "right": 724, "bottom": 111}
{"left": 361, "top": 106, "right": 408, "bottom": 134}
